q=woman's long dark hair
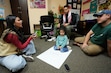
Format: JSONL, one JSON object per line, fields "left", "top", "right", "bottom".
{"left": 6, "top": 15, "right": 26, "bottom": 43}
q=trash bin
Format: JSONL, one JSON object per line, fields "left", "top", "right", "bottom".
{"left": 35, "top": 30, "right": 41, "bottom": 37}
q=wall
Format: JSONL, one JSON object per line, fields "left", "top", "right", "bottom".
{"left": 0, "top": 0, "right": 66, "bottom": 33}
{"left": 0, "top": 0, "right": 12, "bottom": 18}
{"left": 28, "top": 0, "right": 66, "bottom": 33}
{"left": 81, "top": 0, "right": 111, "bottom": 20}
{"left": 80, "top": 0, "right": 91, "bottom": 20}
{"left": 27, "top": 0, "right": 48, "bottom": 33}
{"left": 48, "top": 0, "right": 66, "bottom": 15}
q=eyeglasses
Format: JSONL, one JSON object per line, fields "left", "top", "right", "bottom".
{"left": 97, "top": 14, "right": 103, "bottom": 17}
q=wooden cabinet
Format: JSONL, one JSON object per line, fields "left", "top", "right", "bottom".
{"left": 77, "top": 21, "right": 86, "bottom": 35}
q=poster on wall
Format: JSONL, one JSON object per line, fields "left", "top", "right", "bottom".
{"left": 0, "top": 8, "right": 5, "bottom": 20}
{"left": 98, "top": 0, "right": 106, "bottom": 5}
{"left": 82, "top": 9, "right": 90, "bottom": 16}
{"left": 90, "top": 0, "right": 97, "bottom": 13}
{"left": 83, "top": 0, "right": 91, "bottom": 4}
{"left": 30, "top": 0, "right": 46, "bottom": 8}
{"left": 98, "top": 0, "right": 111, "bottom": 10}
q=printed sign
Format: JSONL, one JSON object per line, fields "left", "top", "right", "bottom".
{"left": 0, "top": 8, "right": 4, "bottom": 20}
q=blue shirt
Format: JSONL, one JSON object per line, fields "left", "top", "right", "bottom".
{"left": 56, "top": 35, "right": 68, "bottom": 48}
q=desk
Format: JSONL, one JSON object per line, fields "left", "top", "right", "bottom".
{"left": 77, "top": 19, "right": 97, "bottom": 35}
{"left": 34, "top": 24, "right": 40, "bottom": 31}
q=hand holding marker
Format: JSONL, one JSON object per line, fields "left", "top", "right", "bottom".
{"left": 32, "top": 31, "right": 37, "bottom": 38}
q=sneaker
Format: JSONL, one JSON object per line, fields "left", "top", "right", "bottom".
{"left": 67, "top": 46, "right": 71, "bottom": 50}
{"left": 52, "top": 37, "right": 56, "bottom": 41}
{"left": 67, "top": 39, "right": 69, "bottom": 45}
{"left": 22, "top": 54, "right": 34, "bottom": 62}
{"left": 47, "top": 38, "right": 53, "bottom": 41}
{"left": 47, "top": 37, "right": 56, "bottom": 42}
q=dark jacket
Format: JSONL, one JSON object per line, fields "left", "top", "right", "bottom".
{"left": 59, "top": 13, "right": 77, "bottom": 25}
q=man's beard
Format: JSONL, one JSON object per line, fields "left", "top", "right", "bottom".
{"left": 98, "top": 19, "right": 107, "bottom": 26}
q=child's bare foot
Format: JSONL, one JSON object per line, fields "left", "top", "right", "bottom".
{"left": 73, "top": 42, "right": 82, "bottom": 47}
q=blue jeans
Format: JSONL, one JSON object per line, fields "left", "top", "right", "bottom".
{"left": 0, "top": 55, "right": 26, "bottom": 72}
{"left": 0, "top": 40, "right": 36, "bottom": 72}
{"left": 22, "top": 40, "right": 36, "bottom": 55}
{"left": 54, "top": 45, "right": 68, "bottom": 52}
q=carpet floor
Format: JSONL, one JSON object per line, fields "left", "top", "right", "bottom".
{"left": 0, "top": 38, "right": 111, "bottom": 73}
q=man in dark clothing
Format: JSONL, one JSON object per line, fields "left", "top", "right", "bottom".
{"left": 54, "top": 5, "right": 77, "bottom": 39}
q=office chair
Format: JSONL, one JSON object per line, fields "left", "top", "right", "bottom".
{"left": 40, "top": 15, "right": 54, "bottom": 41}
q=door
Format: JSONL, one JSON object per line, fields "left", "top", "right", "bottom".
{"left": 10, "top": 0, "right": 30, "bottom": 35}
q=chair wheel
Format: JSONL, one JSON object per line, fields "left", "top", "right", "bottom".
{"left": 40, "top": 37, "right": 42, "bottom": 39}
{"left": 45, "top": 39, "right": 47, "bottom": 41}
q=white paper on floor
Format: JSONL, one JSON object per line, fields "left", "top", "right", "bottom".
{"left": 37, "top": 46, "right": 72, "bottom": 69}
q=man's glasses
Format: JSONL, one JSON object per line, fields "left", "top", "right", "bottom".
{"left": 97, "top": 14, "right": 103, "bottom": 17}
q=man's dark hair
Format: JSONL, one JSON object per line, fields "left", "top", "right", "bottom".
{"left": 64, "top": 5, "right": 70, "bottom": 8}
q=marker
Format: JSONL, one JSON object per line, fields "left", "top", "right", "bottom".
{"left": 33, "top": 31, "right": 37, "bottom": 36}
{"left": 64, "top": 64, "right": 70, "bottom": 72}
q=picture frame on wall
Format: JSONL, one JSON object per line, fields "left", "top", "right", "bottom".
{"left": 72, "top": 3, "right": 77, "bottom": 9}
{"left": 30, "top": 0, "right": 46, "bottom": 8}
{"left": 68, "top": 0, "right": 72, "bottom": 3}
{"left": 73, "top": 0, "right": 77, "bottom": 2}
{"left": 77, "top": 0, "right": 81, "bottom": 4}
{"left": 98, "top": 0, "right": 106, "bottom": 5}
{"left": 77, "top": 4, "right": 80, "bottom": 9}
{"left": 67, "top": 3, "right": 72, "bottom": 9}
